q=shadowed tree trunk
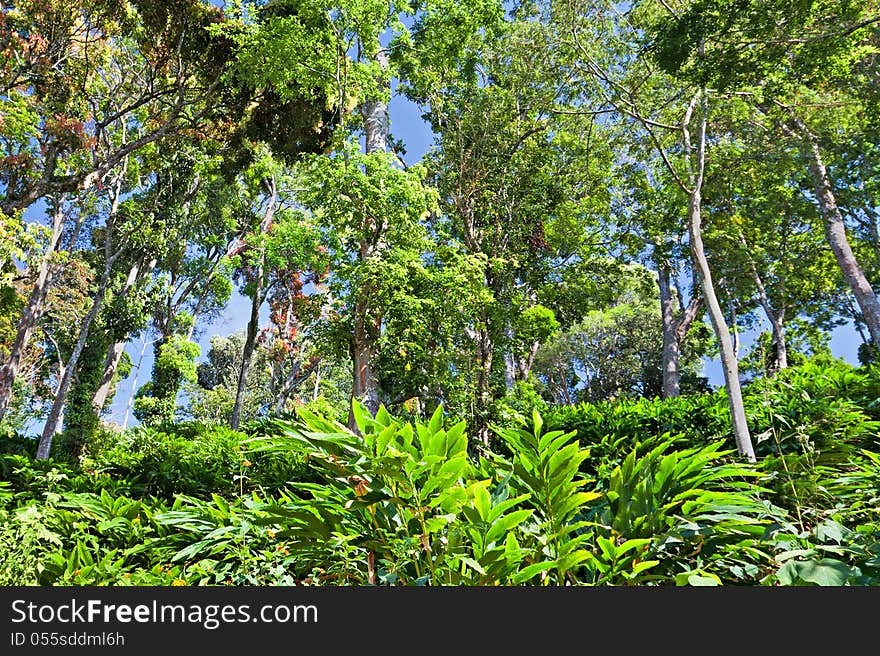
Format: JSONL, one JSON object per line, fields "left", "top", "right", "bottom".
{"left": 657, "top": 256, "right": 702, "bottom": 398}
{"left": 0, "top": 200, "right": 79, "bottom": 421}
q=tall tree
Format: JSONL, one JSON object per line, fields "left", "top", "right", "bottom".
{"left": 397, "top": 6, "right": 610, "bottom": 442}
{"left": 552, "top": 0, "right": 757, "bottom": 459}
{"left": 647, "top": 0, "right": 880, "bottom": 352}
{"left": 0, "top": 0, "right": 246, "bottom": 419}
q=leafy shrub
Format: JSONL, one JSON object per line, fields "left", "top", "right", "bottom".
{"left": 83, "top": 421, "right": 310, "bottom": 499}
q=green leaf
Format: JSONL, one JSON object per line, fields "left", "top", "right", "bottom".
{"left": 512, "top": 561, "right": 557, "bottom": 584}
{"left": 351, "top": 401, "right": 373, "bottom": 435}
{"left": 675, "top": 570, "right": 721, "bottom": 586}
{"left": 488, "top": 493, "right": 531, "bottom": 523}
{"left": 457, "top": 556, "right": 487, "bottom": 576}
{"left": 630, "top": 560, "right": 660, "bottom": 577}
{"left": 428, "top": 404, "right": 445, "bottom": 435}
{"left": 472, "top": 482, "right": 491, "bottom": 522}
{"left": 485, "top": 509, "right": 533, "bottom": 545}
{"left": 532, "top": 408, "right": 543, "bottom": 440}
{"left": 777, "top": 559, "right": 852, "bottom": 586}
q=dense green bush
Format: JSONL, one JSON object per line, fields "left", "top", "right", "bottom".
{"left": 1, "top": 366, "right": 877, "bottom": 586}
{"left": 82, "top": 421, "right": 311, "bottom": 499}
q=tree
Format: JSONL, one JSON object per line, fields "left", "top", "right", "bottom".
{"left": 646, "top": 0, "right": 880, "bottom": 354}
{"left": 228, "top": 153, "right": 325, "bottom": 430}
{"left": 533, "top": 263, "right": 710, "bottom": 403}
{"left": 0, "top": 0, "right": 236, "bottom": 216}
{"left": 551, "top": 0, "right": 757, "bottom": 459}
{"left": 298, "top": 143, "right": 439, "bottom": 429}
{"left": 37, "top": 157, "right": 161, "bottom": 456}
{"left": 397, "top": 7, "right": 612, "bottom": 442}
{"left": 701, "top": 128, "right": 847, "bottom": 374}
{"left": 0, "top": 0, "right": 243, "bottom": 420}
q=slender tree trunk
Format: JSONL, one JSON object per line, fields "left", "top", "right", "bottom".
{"left": 515, "top": 341, "right": 541, "bottom": 382}
{"left": 556, "top": 363, "right": 573, "bottom": 405}
{"left": 803, "top": 128, "right": 880, "bottom": 347}
{"left": 91, "top": 258, "right": 157, "bottom": 413}
{"left": 92, "top": 341, "right": 128, "bottom": 413}
{"left": 122, "top": 336, "right": 152, "bottom": 430}
{"left": 230, "top": 267, "right": 262, "bottom": 431}
{"left": 36, "top": 257, "right": 117, "bottom": 458}
{"left": 504, "top": 350, "right": 516, "bottom": 389}
{"left": 768, "top": 311, "right": 787, "bottom": 371}
{"left": 273, "top": 361, "right": 301, "bottom": 415}
{"left": 658, "top": 263, "right": 682, "bottom": 398}
{"left": 729, "top": 298, "right": 740, "bottom": 359}
{"left": 781, "top": 115, "right": 880, "bottom": 350}
{"left": 348, "top": 49, "right": 389, "bottom": 430}
{"left": 684, "top": 95, "right": 755, "bottom": 462}
{"left": 740, "top": 237, "right": 788, "bottom": 372}
{"left": 36, "top": 166, "right": 129, "bottom": 457}
{"left": 690, "top": 202, "right": 753, "bottom": 460}
{"left": 230, "top": 180, "right": 277, "bottom": 431}
{"left": 0, "top": 203, "right": 67, "bottom": 420}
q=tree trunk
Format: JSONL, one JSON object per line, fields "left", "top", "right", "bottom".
{"left": 741, "top": 237, "right": 788, "bottom": 372}
{"left": 92, "top": 340, "right": 128, "bottom": 414}
{"left": 362, "top": 51, "right": 389, "bottom": 155}
{"left": 515, "top": 341, "right": 541, "bottom": 382}
{"left": 797, "top": 120, "right": 880, "bottom": 350}
{"left": 36, "top": 167, "right": 129, "bottom": 457}
{"left": 230, "top": 267, "right": 262, "bottom": 431}
{"left": 769, "top": 311, "right": 787, "bottom": 371}
{"left": 684, "top": 96, "right": 755, "bottom": 462}
{"left": 474, "top": 314, "right": 494, "bottom": 448}
{"left": 36, "top": 259, "right": 116, "bottom": 459}
{"left": 273, "top": 357, "right": 319, "bottom": 415}
{"left": 0, "top": 202, "right": 67, "bottom": 421}
{"left": 657, "top": 256, "right": 702, "bottom": 399}
{"left": 729, "top": 298, "right": 740, "bottom": 359}
{"left": 504, "top": 349, "right": 516, "bottom": 389}
{"left": 348, "top": 299, "right": 382, "bottom": 429}
{"left": 690, "top": 195, "right": 753, "bottom": 460}
{"left": 555, "top": 363, "right": 573, "bottom": 405}
{"left": 91, "top": 258, "right": 157, "bottom": 413}
{"left": 658, "top": 261, "right": 682, "bottom": 398}
{"left": 230, "top": 179, "right": 277, "bottom": 431}
{"left": 122, "top": 336, "right": 152, "bottom": 430}
{"left": 348, "top": 48, "right": 389, "bottom": 430}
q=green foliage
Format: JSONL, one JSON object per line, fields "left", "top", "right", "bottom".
{"left": 534, "top": 266, "right": 712, "bottom": 404}
{"left": 134, "top": 335, "right": 200, "bottom": 426}
{"left": 589, "top": 439, "right": 783, "bottom": 584}
{"left": 3, "top": 0, "right": 880, "bottom": 590}
{"left": 0, "top": 503, "right": 63, "bottom": 584}
{"left": 83, "top": 422, "right": 310, "bottom": 499}
{"left": 0, "top": 388, "right": 877, "bottom": 586}
{"left": 490, "top": 411, "right": 599, "bottom": 584}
